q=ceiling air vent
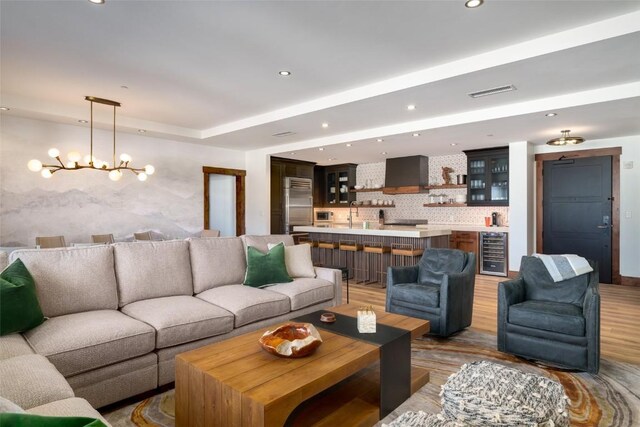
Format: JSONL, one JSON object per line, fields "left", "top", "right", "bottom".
{"left": 468, "top": 84, "right": 517, "bottom": 98}
{"left": 272, "top": 131, "right": 296, "bottom": 137}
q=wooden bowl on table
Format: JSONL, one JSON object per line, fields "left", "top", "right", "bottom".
{"left": 259, "top": 323, "right": 323, "bottom": 358}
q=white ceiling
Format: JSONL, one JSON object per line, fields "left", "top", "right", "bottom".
{"left": 1, "top": 0, "right": 640, "bottom": 163}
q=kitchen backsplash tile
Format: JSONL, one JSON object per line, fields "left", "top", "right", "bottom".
{"left": 316, "top": 153, "right": 509, "bottom": 227}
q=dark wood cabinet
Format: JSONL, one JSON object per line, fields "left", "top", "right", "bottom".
{"left": 449, "top": 231, "right": 479, "bottom": 273}
{"left": 314, "top": 164, "right": 357, "bottom": 207}
{"left": 464, "top": 147, "right": 509, "bottom": 206}
{"left": 270, "top": 157, "right": 315, "bottom": 234}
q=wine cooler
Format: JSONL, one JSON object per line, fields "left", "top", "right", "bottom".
{"left": 480, "top": 232, "right": 508, "bottom": 277}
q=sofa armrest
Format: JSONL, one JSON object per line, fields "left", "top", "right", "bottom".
{"left": 583, "top": 283, "right": 600, "bottom": 373}
{"left": 439, "top": 253, "right": 476, "bottom": 336}
{"left": 314, "top": 267, "right": 342, "bottom": 306}
{"left": 497, "top": 277, "right": 526, "bottom": 351}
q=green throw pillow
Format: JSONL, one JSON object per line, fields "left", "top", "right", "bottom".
{"left": 0, "top": 413, "right": 106, "bottom": 427}
{"left": 243, "top": 242, "right": 292, "bottom": 288}
{"left": 0, "top": 259, "right": 44, "bottom": 336}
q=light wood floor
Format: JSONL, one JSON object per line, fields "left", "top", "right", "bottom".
{"left": 345, "top": 275, "right": 640, "bottom": 365}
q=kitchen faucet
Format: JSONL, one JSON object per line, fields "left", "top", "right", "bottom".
{"left": 348, "top": 201, "right": 359, "bottom": 229}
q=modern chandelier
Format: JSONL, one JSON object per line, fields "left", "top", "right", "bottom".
{"left": 27, "top": 96, "right": 154, "bottom": 181}
{"left": 546, "top": 129, "right": 585, "bottom": 146}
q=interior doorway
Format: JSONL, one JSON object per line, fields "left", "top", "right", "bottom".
{"left": 535, "top": 148, "right": 621, "bottom": 284}
{"left": 203, "top": 166, "right": 246, "bottom": 236}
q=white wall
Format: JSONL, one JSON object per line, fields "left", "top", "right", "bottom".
{"left": 244, "top": 149, "right": 271, "bottom": 234}
{"left": 0, "top": 116, "right": 245, "bottom": 246}
{"left": 533, "top": 135, "right": 640, "bottom": 278}
{"left": 508, "top": 141, "right": 534, "bottom": 271}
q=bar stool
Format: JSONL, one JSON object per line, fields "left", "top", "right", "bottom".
{"left": 363, "top": 241, "right": 391, "bottom": 285}
{"left": 390, "top": 243, "right": 424, "bottom": 268}
{"left": 338, "top": 239, "right": 363, "bottom": 303}
{"left": 317, "top": 240, "right": 338, "bottom": 267}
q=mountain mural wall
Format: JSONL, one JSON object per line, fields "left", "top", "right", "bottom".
{"left": 0, "top": 116, "right": 245, "bottom": 246}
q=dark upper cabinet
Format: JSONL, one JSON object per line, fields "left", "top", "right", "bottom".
{"left": 464, "top": 147, "right": 509, "bottom": 206}
{"left": 270, "top": 157, "right": 315, "bottom": 234}
{"left": 314, "top": 164, "right": 357, "bottom": 207}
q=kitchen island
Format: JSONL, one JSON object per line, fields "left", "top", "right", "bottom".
{"left": 292, "top": 225, "right": 451, "bottom": 286}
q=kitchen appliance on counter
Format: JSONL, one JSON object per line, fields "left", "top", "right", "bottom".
{"left": 315, "top": 210, "right": 333, "bottom": 223}
{"left": 284, "top": 177, "right": 313, "bottom": 234}
{"left": 491, "top": 211, "right": 500, "bottom": 227}
{"left": 480, "top": 232, "right": 507, "bottom": 276}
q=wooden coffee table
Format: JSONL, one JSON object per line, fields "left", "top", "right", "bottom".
{"left": 175, "top": 304, "right": 429, "bottom": 427}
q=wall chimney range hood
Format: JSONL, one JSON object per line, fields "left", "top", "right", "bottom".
{"left": 383, "top": 155, "right": 429, "bottom": 194}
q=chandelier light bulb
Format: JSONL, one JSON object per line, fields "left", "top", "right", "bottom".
{"left": 41, "top": 169, "right": 53, "bottom": 179}
{"left": 48, "top": 148, "right": 60, "bottom": 158}
{"left": 67, "top": 151, "right": 82, "bottom": 162}
{"left": 108, "top": 170, "right": 123, "bottom": 181}
{"left": 28, "top": 159, "right": 43, "bottom": 172}
{"left": 120, "top": 153, "right": 132, "bottom": 163}
{"left": 144, "top": 165, "right": 155, "bottom": 175}
{"left": 137, "top": 172, "right": 148, "bottom": 182}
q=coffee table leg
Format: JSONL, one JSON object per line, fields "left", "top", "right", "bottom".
{"left": 379, "top": 331, "right": 411, "bottom": 418}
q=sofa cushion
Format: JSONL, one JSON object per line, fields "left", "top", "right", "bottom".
{"left": 0, "top": 333, "right": 35, "bottom": 361}
{"left": 509, "top": 300, "right": 585, "bottom": 336}
{"left": 268, "top": 243, "right": 316, "bottom": 279}
{"left": 9, "top": 246, "right": 118, "bottom": 317}
{"left": 390, "top": 283, "right": 440, "bottom": 308}
{"left": 418, "top": 249, "right": 466, "bottom": 285}
{"left": 24, "top": 310, "right": 155, "bottom": 377}
{"left": 241, "top": 234, "right": 294, "bottom": 253}
{"left": 519, "top": 256, "right": 590, "bottom": 305}
{"left": 1, "top": 259, "right": 45, "bottom": 336}
{"left": 0, "top": 354, "right": 74, "bottom": 409}
{"left": 188, "top": 237, "right": 246, "bottom": 293}
{"left": 121, "top": 296, "right": 234, "bottom": 349}
{"left": 267, "top": 278, "right": 334, "bottom": 310}
{"left": 113, "top": 241, "right": 193, "bottom": 307}
{"left": 197, "top": 285, "right": 290, "bottom": 327}
{"left": 244, "top": 243, "right": 292, "bottom": 288}
{"left": 0, "top": 396, "right": 24, "bottom": 413}
{"left": 27, "top": 398, "right": 108, "bottom": 424}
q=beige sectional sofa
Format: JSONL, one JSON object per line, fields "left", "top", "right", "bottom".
{"left": 0, "top": 235, "right": 341, "bottom": 420}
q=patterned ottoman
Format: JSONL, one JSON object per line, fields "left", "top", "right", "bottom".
{"left": 440, "top": 361, "right": 569, "bottom": 426}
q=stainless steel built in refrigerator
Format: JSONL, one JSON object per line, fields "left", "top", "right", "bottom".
{"left": 284, "top": 177, "right": 313, "bottom": 233}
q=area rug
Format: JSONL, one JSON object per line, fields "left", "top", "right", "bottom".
{"left": 102, "top": 329, "right": 639, "bottom": 427}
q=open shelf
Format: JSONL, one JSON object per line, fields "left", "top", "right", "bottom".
{"left": 423, "top": 203, "right": 467, "bottom": 207}
{"left": 424, "top": 184, "right": 466, "bottom": 190}
{"left": 350, "top": 188, "right": 384, "bottom": 193}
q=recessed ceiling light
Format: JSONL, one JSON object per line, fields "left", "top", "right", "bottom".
{"left": 0, "top": 107, "right": 9, "bottom": 111}
{"left": 450, "top": 143, "right": 458, "bottom": 146}
{"left": 290, "top": 152, "right": 296, "bottom": 155}
{"left": 89, "top": 0, "right": 105, "bottom": 4}
{"left": 78, "top": 119, "right": 88, "bottom": 123}
{"left": 545, "top": 112, "right": 557, "bottom": 117}
{"left": 412, "top": 133, "right": 420, "bottom": 137}
{"left": 321, "top": 123, "right": 329, "bottom": 128}
{"left": 319, "top": 148, "right": 324, "bottom": 151}
{"left": 407, "top": 104, "right": 416, "bottom": 111}
{"left": 377, "top": 138, "right": 384, "bottom": 142}
{"left": 346, "top": 143, "right": 352, "bottom": 147}
{"left": 329, "top": 158, "right": 337, "bottom": 161}
{"left": 138, "top": 129, "right": 146, "bottom": 133}
{"left": 381, "top": 152, "right": 387, "bottom": 155}
{"left": 465, "top": 0, "right": 483, "bottom": 8}
{"left": 278, "top": 71, "right": 291, "bottom": 76}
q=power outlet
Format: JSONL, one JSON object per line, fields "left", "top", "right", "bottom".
{"left": 623, "top": 161, "right": 634, "bottom": 169}
{"left": 625, "top": 211, "right": 632, "bottom": 219}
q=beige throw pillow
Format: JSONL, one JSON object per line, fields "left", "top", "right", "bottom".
{"left": 267, "top": 243, "right": 316, "bottom": 278}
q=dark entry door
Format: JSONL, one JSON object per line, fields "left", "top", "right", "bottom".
{"left": 543, "top": 156, "right": 612, "bottom": 283}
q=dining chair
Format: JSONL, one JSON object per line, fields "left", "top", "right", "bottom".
{"left": 200, "top": 229, "right": 221, "bottom": 238}
{"left": 92, "top": 234, "right": 115, "bottom": 244}
{"left": 35, "top": 236, "right": 66, "bottom": 249}
{"left": 134, "top": 231, "right": 153, "bottom": 241}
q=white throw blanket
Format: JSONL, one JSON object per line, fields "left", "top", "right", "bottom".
{"left": 533, "top": 253, "right": 593, "bottom": 282}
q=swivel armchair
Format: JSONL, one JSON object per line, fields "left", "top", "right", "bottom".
{"left": 498, "top": 256, "right": 600, "bottom": 373}
{"left": 386, "top": 248, "right": 476, "bottom": 337}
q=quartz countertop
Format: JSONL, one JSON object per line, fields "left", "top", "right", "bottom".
{"left": 293, "top": 225, "right": 451, "bottom": 238}
{"left": 416, "top": 224, "right": 509, "bottom": 233}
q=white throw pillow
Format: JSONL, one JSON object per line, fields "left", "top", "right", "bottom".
{"left": 267, "top": 242, "right": 316, "bottom": 278}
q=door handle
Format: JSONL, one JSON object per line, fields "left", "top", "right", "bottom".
{"left": 596, "top": 225, "right": 610, "bottom": 229}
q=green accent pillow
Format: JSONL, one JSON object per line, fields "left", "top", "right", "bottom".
{"left": 243, "top": 242, "right": 292, "bottom": 288}
{"left": 0, "top": 414, "right": 106, "bottom": 427}
{"left": 0, "top": 259, "right": 44, "bottom": 336}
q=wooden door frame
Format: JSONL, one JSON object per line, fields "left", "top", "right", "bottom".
{"left": 535, "top": 147, "right": 621, "bottom": 284}
{"left": 203, "top": 166, "right": 246, "bottom": 236}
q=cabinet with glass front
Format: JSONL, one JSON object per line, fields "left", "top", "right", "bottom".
{"left": 463, "top": 147, "right": 509, "bottom": 206}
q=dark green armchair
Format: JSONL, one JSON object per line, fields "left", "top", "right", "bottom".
{"left": 498, "top": 256, "right": 600, "bottom": 373}
{"left": 386, "top": 248, "right": 476, "bottom": 337}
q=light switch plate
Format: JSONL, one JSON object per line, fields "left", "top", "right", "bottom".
{"left": 623, "top": 161, "right": 634, "bottom": 169}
